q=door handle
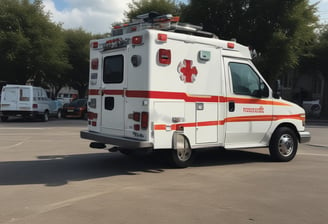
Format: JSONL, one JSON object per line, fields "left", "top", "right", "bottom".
{"left": 229, "top": 101, "right": 235, "bottom": 112}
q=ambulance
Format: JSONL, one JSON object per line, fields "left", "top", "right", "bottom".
{"left": 80, "top": 13, "right": 311, "bottom": 167}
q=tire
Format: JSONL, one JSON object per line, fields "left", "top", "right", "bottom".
{"left": 82, "top": 112, "right": 88, "bottom": 120}
{"left": 1, "top": 116, "right": 8, "bottom": 122}
{"left": 170, "top": 134, "right": 194, "bottom": 168}
{"left": 57, "top": 110, "right": 62, "bottom": 119}
{"left": 269, "top": 127, "right": 298, "bottom": 162}
{"left": 41, "top": 111, "right": 49, "bottom": 122}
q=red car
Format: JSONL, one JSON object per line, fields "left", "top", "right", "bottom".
{"left": 62, "top": 98, "right": 88, "bottom": 119}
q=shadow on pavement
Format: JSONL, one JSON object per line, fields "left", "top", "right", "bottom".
{"left": 0, "top": 149, "right": 271, "bottom": 187}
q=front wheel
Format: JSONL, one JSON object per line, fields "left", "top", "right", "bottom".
{"left": 269, "top": 127, "right": 298, "bottom": 162}
{"left": 170, "top": 134, "right": 194, "bottom": 168}
{"left": 57, "top": 109, "right": 62, "bottom": 119}
{"left": 41, "top": 111, "right": 49, "bottom": 122}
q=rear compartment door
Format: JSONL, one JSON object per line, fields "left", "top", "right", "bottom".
{"left": 1, "top": 87, "right": 19, "bottom": 110}
{"left": 100, "top": 53, "right": 127, "bottom": 136}
{"left": 1, "top": 86, "right": 31, "bottom": 111}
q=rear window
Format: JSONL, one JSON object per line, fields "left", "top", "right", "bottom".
{"left": 103, "top": 55, "right": 124, "bottom": 83}
{"left": 3, "top": 87, "right": 17, "bottom": 101}
{"left": 69, "top": 99, "right": 87, "bottom": 107}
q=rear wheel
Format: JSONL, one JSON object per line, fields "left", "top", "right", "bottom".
{"left": 170, "top": 134, "right": 194, "bottom": 168}
{"left": 82, "top": 112, "right": 88, "bottom": 120}
{"left": 41, "top": 111, "right": 49, "bottom": 122}
{"left": 269, "top": 127, "right": 298, "bottom": 162}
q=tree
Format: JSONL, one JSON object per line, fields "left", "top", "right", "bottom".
{"left": 62, "top": 29, "right": 93, "bottom": 98}
{"left": 181, "top": 0, "right": 318, "bottom": 83}
{"left": 124, "top": 0, "right": 181, "bottom": 21}
{"left": 0, "top": 0, "right": 69, "bottom": 86}
{"left": 311, "top": 25, "right": 328, "bottom": 116}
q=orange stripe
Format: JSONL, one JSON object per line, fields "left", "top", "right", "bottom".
{"left": 154, "top": 114, "right": 304, "bottom": 130}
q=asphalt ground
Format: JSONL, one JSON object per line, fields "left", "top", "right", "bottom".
{"left": 0, "top": 118, "right": 327, "bottom": 224}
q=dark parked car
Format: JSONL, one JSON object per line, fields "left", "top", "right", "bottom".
{"left": 62, "top": 98, "right": 88, "bottom": 119}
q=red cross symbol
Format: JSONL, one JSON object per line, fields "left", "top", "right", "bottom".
{"left": 178, "top": 60, "right": 198, "bottom": 83}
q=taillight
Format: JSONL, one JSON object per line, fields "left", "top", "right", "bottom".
{"left": 88, "top": 112, "right": 98, "bottom": 120}
{"left": 133, "top": 112, "right": 140, "bottom": 122}
{"left": 158, "top": 49, "right": 171, "bottom": 65}
{"left": 134, "top": 124, "right": 140, "bottom": 131}
{"left": 129, "top": 111, "right": 148, "bottom": 130}
{"left": 132, "top": 36, "right": 143, "bottom": 45}
{"left": 33, "top": 104, "right": 38, "bottom": 109}
{"left": 141, "top": 112, "right": 149, "bottom": 130}
{"left": 91, "top": 58, "right": 99, "bottom": 70}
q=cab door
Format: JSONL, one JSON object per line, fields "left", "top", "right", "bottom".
{"left": 223, "top": 57, "right": 273, "bottom": 148}
{"left": 100, "top": 53, "right": 127, "bottom": 136}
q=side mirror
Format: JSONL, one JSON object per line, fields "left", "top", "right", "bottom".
{"left": 273, "top": 80, "right": 281, "bottom": 99}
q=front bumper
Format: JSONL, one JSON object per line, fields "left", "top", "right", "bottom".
{"left": 299, "top": 131, "right": 311, "bottom": 143}
{"left": 80, "top": 130, "right": 153, "bottom": 149}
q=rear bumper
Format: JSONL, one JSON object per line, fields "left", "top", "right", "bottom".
{"left": 0, "top": 110, "right": 41, "bottom": 117}
{"left": 80, "top": 130, "right": 153, "bottom": 149}
{"left": 299, "top": 131, "right": 311, "bottom": 143}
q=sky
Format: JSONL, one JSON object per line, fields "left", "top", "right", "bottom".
{"left": 42, "top": 0, "right": 328, "bottom": 34}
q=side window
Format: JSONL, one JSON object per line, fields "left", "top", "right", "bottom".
{"left": 19, "top": 88, "right": 30, "bottom": 101}
{"left": 103, "top": 55, "right": 124, "bottom": 83}
{"left": 229, "top": 62, "right": 269, "bottom": 98}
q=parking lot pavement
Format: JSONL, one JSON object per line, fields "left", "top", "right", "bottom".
{"left": 0, "top": 119, "right": 328, "bottom": 224}
{"left": 306, "top": 122, "right": 328, "bottom": 148}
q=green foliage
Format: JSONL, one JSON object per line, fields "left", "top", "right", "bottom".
{"left": 62, "top": 29, "right": 94, "bottom": 98}
{"left": 0, "top": 0, "right": 69, "bottom": 86}
{"left": 181, "top": 0, "right": 318, "bottom": 81}
{"left": 124, "top": 0, "right": 181, "bottom": 21}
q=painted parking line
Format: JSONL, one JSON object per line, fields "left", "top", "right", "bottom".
{"left": 0, "top": 128, "right": 46, "bottom": 130}
{"left": 0, "top": 138, "right": 30, "bottom": 149}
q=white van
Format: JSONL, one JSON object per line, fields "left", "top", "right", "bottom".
{"left": 0, "top": 85, "right": 63, "bottom": 122}
{"left": 80, "top": 13, "right": 311, "bottom": 167}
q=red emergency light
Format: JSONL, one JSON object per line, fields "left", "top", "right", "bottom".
{"left": 132, "top": 36, "right": 143, "bottom": 45}
{"left": 92, "top": 42, "right": 98, "bottom": 48}
{"left": 227, "top": 42, "right": 235, "bottom": 49}
{"left": 157, "top": 33, "right": 168, "bottom": 42}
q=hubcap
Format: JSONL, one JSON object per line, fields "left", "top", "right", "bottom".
{"left": 176, "top": 147, "right": 191, "bottom": 162}
{"left": 278, "top": 134, "right": 294, "bottom": 157}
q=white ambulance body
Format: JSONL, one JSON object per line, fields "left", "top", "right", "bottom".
{"left": 81, "top": 14, "right": 310, "bottom": 167}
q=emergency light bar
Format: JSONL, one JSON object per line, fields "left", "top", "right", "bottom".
{"left": 111, "top": 12, "right": 217, "bottom": 39}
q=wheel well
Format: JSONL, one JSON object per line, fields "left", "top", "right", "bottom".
{"left": 272, "top": 123, "right": 300, "bottom": 142}
{"left": 172, "top": 132, "right": 191, "bottom": 150}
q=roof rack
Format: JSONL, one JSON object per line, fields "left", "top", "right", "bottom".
{"left": 111, "top": 12, "right": 218, "bottom": 39}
